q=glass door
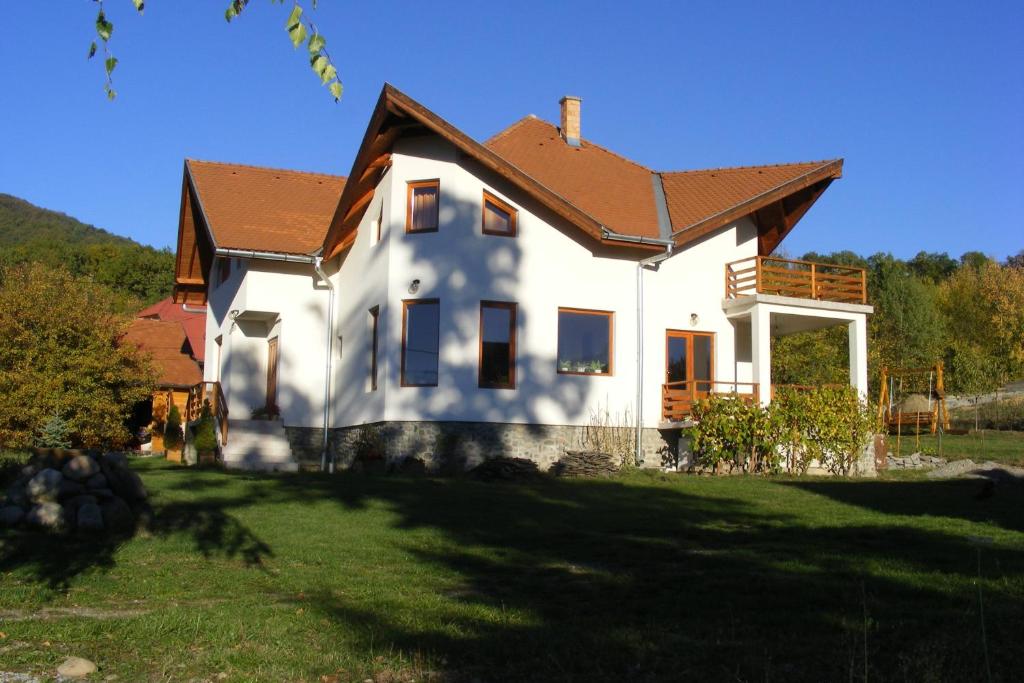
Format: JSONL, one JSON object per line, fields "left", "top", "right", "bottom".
{"left": 665, "top": 331, "right": 714, "bottom": 399}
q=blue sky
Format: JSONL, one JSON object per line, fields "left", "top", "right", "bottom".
{"left": 1, "top": 1, "right": 1021, "bottom": 259}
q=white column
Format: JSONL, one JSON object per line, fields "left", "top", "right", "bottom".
{"left": 848, "top": 316, "right": 868, "bottom": 400}
{"left": 750, "top": 305, "right": 772, "bottom": 406}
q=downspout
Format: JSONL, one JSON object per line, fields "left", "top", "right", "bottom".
{"left": 313, "top": 256, "right": 336, "bottom": 473}
{"left": 633, "top": 172, "right": 676, "bottom": 464}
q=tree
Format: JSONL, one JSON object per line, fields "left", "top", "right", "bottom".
{"left": 867, "top": 253, "right": 946, "bottom": 373}
{"left": 908, "top": 251, "right": 958, "bottom": 284}
{"left": 87, "top": 0, "right": 342, "bottom": 102}
{"left": 0, "top": 263, "right": 156, "bottom": 449}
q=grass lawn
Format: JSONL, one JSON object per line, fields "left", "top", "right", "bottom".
{"left": 892, "top": 429, "right": 1024, "bottom": 465}
{"left": 2, "top": 460, "right": 1023, "bottom": 682}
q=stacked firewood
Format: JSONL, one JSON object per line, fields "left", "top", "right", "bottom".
{"left": 551, "top": 451, "right": 619, "bottom": 478}
{"left": 468, "top": 457, "right": 540, "bottom": 482}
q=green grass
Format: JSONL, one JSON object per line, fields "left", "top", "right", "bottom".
{"left": 893, "top": 429, "right": 1024, "bottom": 465}
{"left": 2, "top": 461, "right": 1023, "bottom": 682}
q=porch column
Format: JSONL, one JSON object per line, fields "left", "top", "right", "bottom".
{"left": 750, "top": 304, "right": 772, "bottom": 406}
{"left": 848, "top": 316, "right": 868, "bottom": 400}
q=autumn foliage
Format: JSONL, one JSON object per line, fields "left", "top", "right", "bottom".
{"left": 0, "top": 263, "right": 156, "bottom": 449}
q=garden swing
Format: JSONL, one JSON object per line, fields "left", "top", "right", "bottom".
{"left": 877, "top": 363, "right": 951, "bottom": 455}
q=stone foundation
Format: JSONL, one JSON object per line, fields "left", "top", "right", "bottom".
{"left": 286, "top": 421, "right": 680, "bottom": 472}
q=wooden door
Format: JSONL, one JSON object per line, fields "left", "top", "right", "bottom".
{"left": 266, "top": 337, "right": 279, "bottom": 412}
{"left": 665, "top": 331, "right": 715, "bottom": 400}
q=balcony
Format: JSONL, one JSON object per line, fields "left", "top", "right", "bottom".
{"left": 725, "top": 256, "right": 867, "bottom": 305}
{"left": 662, "top": 380, "right": 760, "bottom": 422}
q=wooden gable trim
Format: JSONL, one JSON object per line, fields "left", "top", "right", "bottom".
{"left": 672, "top": 160, "right": 843, "bottom": 251}
{"left": 754, "top": 178, "right": 834, "bottom": 255}
{"left": 171, "top": 161, "right": 217, "bottom": 305}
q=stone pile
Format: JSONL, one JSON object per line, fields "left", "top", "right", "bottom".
{"left": 886, "top": 452, "right": 947, "bottom": 470}
{"left": 551, "top": 451, "right": 620, "bottom": 477}
{"left": 0, "top": 451, "right": 150, "bottom": 533}
{"left": 469, "top": 456, "right": 540, "bottom": 482}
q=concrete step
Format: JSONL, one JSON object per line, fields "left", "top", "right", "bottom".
{"left": 222, "top": 419, "right": 297, "bottom": 472}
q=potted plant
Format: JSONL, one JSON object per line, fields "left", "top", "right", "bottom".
{"left": 575, "top": 360, "right": 589, "bottom": 373}
{"left": 588, "top": 360, "right": 605, "bottom": 374}
{"left": 558, "top": 359, "right": 573, "bottom": 372}
{"left": 164, "top": 405, "right": 184, "bottom": 462}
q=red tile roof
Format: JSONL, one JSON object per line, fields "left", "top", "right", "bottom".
{"left": 137, "top": 297, "right": 207, "bottom": 362}
{"left": 485, "top": 116, "right": 661, "bottom": 238}
{"left": 187, "top": 160, "right": 346, "bottom": 255}
{"left": 123, "top": 319, "right": 203, "bottom": 388}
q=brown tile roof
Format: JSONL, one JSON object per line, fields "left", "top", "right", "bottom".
{"left": 187, "top": 160, "right": 346, "bottom": 255}
{"left": 123, "top": 319, "right": 203, "bottom": 388}
{"left": 659, "top": 161, "right": 838, "bottom": 234}
{"left": 484, "top": 116, "right": 661, "bottom": 238}
{"left": 137, "top": 297, "right": 207, "bottom": 362}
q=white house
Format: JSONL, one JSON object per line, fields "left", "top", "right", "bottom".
{"left": 172, "top": 84, "right": 872, "bottom": 471}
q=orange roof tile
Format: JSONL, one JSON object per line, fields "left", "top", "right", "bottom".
{"left": 659, "top": 161, "right": 838, "bottom": 233}
{"left": 123, "top": 319, "right": 203, "bottom": 388}
{"left": 485, "top": 117, "right": 661, "bottom": 238}
{"left": 137, "top": 297, "right": 207, "bottom": 362}
{"left": 187, "top": 160, "right": 346, "bottom": 255}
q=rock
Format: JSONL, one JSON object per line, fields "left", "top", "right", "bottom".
{"left": 90, "top": 488, "right": 116, "bottom": 500}
{"left": 26, "top": 468, "right": 63, "bottom": 502}
{"left": 100, "top": 497, "right": 134, "bottom": 532}
{"left": 85, "top": 473, "right": 108, "bottom": 490}
{"left": 62, "top": 455, "right": 100, "bottom": 481}
{"left": 101, "top": 451, "right": 128, "bottom": 468}
{"left": 59, "top": 478, "right": 86, "bottom": 499}
{"left": 25, "top": 501, "right": 65, "bottom": 530}
{"left": 57, "top": 656, "right": 97, "bottom": 678}
{"left": 0, "top": 505, "right": 24, "bottom": 527}
{"left": 77, "top": 503, "right": 104, "bottom": 532}
{"left": 99, "top": 459, "right": 147, "bottom": 501}
{"left": 4, "top": 480, "right": 31, "bottom": 510}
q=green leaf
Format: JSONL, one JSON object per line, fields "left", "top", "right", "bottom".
{"left": 285, "top": 4, "right": 303, "bottom": 30}
{"left": 329, "top": 80, "right": 343, "bottom": 102}
{"left": 310, "top": 55, "right": 328, "bottom": 77}
{"left": 88, "top": 41, "right": 97, "bottom": 59}
{"left": 288, "top": 22, "right": 307, "bottom": 49}
{"left": 307, "top": 33, "right": 326, "bottom": 55}
{"left": 95, "top": 10, "right": 113, "bottom": 42}
{"left": 105, "top": 57, "right": 118, "bottom": 76}
{"left": 105, "top": 84, "right": 117, "bottom": 101}
{"left": 320, "top": 63, "right": 337, "bottom": 85}
{"left": 225, "top": 5, "right": 237, "bottom": 21}
{"left": 132, "top": 0, "right": 145, "bottom": 14}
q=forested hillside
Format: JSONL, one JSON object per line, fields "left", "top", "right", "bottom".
{"left": 0, "top": 193, "right": 174, "bottom": 307}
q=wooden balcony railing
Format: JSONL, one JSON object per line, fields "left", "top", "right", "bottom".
{"left": 662, "top": 380, "right": 760, "bottom": 422}
{"left": 726, "top": 256, "right": 867, "bottom": 304}
{"left": 185, "top": 381, "right": 229, "bottom": 446}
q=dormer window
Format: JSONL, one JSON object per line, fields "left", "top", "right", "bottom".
{"left": 482, "top": 190, "right": 517, "bottom": 237}
{"left": 406, "top": 180, "right": 439, "bottom": 233}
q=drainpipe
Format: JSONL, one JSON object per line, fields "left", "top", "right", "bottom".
{"left": 635, "top": 245, "right": 674, "bottom": 463}
{"left": 313, "top": 256, "right": 336, "bottom": 473}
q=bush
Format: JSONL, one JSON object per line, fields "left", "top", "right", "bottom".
{"left": 576, "top": 403, "right": 635, "bottom": 469}
{"left": 689, "top": 386, "right": 874, "bottom": 476}
{"left": 192, "top": 401, "right": 218, "bottom": 453}
{"left": 164, "top": 405, "right": 183, "bottom": 450}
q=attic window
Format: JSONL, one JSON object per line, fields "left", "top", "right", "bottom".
{"left": 482, "top": 191, "right": 517, "bottom": 237}
{"left": 406, "top": 180, "right": 439, "bottom": 233}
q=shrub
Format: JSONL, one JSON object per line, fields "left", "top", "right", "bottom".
{"left": 192, "top": 401, "right": 218, "bottom": 454}
{"left": 689, "top": 386, "right": 874, "bottom": 476}
{"left": 164, "top": 405, "right": 183, "bottom": 450}
{"left": 577, "top": 403, "right": 636, "bottom": 468}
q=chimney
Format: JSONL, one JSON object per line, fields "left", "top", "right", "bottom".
{"left": 559, "top": 95, "right": 581, "bottom": 147}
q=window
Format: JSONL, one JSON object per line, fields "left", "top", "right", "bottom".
{"left": 401, "top": 299, "right": 439, "bottom": 386}
{"left": 557, "top": 308, "right": 613, "bottom": 375}
{"left": 479, "top": 301, "right": 516, "bottom": 389}
{"left": 406, "top": 180, "right": 439, "bottom": 233}
{"left": 369, "top": 306, "right": 379, "bottom": 391}
{"left": 375, "top": 201, "right": 383, "bottom": 244}
{"left": 482, "top": 191, "right": 517, "bottom": 237}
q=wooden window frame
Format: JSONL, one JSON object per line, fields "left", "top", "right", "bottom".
{"left": 481, "top": 190, "right": 518, "bottom": 237}
{"left": 556, "top": 307, "right": 615, "bottom": 376}
{"left": 375, "top": 201, "right": 383, "bottom": 244}
{"left": 400, "top": 298, "right": 440, "bottom": 387}
{"left": 369, "top": 306, "right": 380, "bottom": 391}
{"left": 478, "top": 301, "right": 517, "bottom": 389}
{"left": 406, "top": 179, "right": 440, "bottom": 234}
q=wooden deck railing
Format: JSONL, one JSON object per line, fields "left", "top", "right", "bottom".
{"left": 185, "top": 381, "right": 229, "bottom": 446}
{"left": 662, "top": 380, "right": 760, "bottom": 422}
{"left": 725, "top": 256, "right": 867, "bottom": 304}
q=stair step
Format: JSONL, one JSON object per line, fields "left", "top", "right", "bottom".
{"left": 222, "top": 419, "right": 297, "bottom": 472}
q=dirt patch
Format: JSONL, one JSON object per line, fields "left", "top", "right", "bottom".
{"left": 0, "top": 605, "right": 150, "bottom": 622}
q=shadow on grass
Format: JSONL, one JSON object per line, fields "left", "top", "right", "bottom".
{"left": 268, "top": 471, "right": 1024, "bottom": 682}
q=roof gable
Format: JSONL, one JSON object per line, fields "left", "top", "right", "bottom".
{"left": 123, "top": 318, "right": 203, "bottom": 388}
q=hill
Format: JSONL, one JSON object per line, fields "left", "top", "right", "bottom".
{"left": 0, "top": 193, "right": 174, "bottom": 306}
